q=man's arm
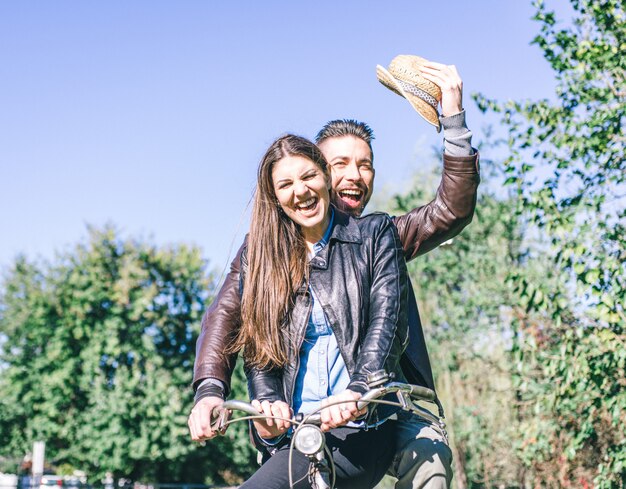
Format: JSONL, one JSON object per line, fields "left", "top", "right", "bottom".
{"left": 188, "top": 240, "right": 246, "bottom": 441}
{"left": 393, "top": 62, "right": 480, "bottom": 261}
{"left": 192, "top": 238, "right": 247, "bottom": 394}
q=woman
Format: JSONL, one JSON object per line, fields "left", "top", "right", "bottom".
{"left": 232, "top": 134, "right": 408, "bottom": 488}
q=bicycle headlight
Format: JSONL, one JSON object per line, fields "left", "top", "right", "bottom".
{"left": 293, "top": 425, "right": 325, "bottom": 455}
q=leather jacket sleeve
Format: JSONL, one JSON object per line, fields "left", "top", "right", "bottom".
{"left": 191, "top": 239, "right": 247, "bottom": 394}
{"left": 394, "top": 152, "right": 480, "bottom": 262}
{"left": 244, "top": 365, "right": 285, "bottom": 404}
{"left": 348, "top": 215, "right": 409, "bottom": 394}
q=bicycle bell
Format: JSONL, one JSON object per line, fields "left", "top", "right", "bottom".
{"left": 366, "top": 370, "right": 391, "bottom": 388}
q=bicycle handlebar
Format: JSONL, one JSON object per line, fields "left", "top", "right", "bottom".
{"left": 361, "top": 381, "right": 436, "bottom": 404}
{"left": 216, "top": 381, "right": 437, "bottom": 430}
{"left": 219, "top": 401, "right": 325, "bottom": 425}
{"left": 221, "top": 399, "right": 264, "bottom": 417}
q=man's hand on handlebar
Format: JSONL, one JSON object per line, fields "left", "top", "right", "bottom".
{"left": 251, "top": 399, "right": 293, "bottom": 439}
{"left": 188, "top": 396, "right": 228, "bottom": 441}
{"left": 320, "top": 389, "right": 367, "bottom": 432}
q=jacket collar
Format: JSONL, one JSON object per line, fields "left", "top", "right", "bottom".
{"left": 329, "top": 206, "right": 362, "bottom": 244}
{"left": 309, "top": 206, "right": 361, "bottom": 270}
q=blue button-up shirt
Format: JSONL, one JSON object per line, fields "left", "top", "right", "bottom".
{"left": 292, "top": 209, "right": 352, "bottom": 415}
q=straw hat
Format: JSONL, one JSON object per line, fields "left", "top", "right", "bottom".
{"left": 376, "top": 55, "right": 442, "bottom": 132}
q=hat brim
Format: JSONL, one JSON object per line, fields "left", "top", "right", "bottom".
{"left": 376, "top": 65, "right": 441, "bottom": 132}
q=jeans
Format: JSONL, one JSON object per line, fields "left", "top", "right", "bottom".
{"left": 390, "top": 413, "right": 453, "bottom": 489}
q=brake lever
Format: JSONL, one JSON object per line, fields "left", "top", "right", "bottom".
{"left": 396, "top": 390, "right": 412, "bottom": 411}
{"left": 211, "top": 407, "right": 230, "bottom": 436}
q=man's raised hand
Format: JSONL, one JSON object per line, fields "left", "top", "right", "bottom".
{"left": 418, "top": 61, "right": 463, "bottom": 117}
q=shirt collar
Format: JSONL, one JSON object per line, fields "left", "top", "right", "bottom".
{"left": 312, "top": 207, "right": 335, "bottom": 256}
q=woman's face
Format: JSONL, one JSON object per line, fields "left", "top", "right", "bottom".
{"left": 272, "top": 155, "right": 331, "bottom": 243}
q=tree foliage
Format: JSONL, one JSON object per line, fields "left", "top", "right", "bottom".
{"left": 0, "top": 227, "right": 255, "bottom": 485}
{"left": 473, "top": 0, "right": 626, "bottom": 486}
{"left": 2, "top": 3, "right": 624, "bottom": 488}
{"left": 390, "top": 158, "right": 547, "bottom": 488}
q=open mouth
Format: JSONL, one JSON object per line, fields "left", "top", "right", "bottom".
{"left": 295, "top": 197, "right": 319, "bottom": 214}
{"left": 337, "top": 189, "right": 364, "bottom": 209}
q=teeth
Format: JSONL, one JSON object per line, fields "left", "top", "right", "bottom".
{"left": 297, "top": 198, "right": 316, "bottom": 209}
{"left": 340, "top": 190, "right": 362, "bottom": 196}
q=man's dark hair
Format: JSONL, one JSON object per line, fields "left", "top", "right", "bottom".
{"left": 315, "top": 119, "right": 375, "bottom": 159}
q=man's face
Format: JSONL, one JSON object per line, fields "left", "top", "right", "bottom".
{"left": 318, "top": 136, "right": 375, "bottom": 217}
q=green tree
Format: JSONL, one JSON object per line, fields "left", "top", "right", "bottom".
{"left": 387, "top": 157, "right": 538, "bottom": 488}
{"left": 0, "top": 226, "right": 256, "bottom": 485}
{"left": 475, "top": 0, "right": 625, "bottom": 486}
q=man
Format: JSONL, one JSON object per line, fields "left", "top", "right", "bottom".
{"left": 189, "top": 61, "right": 479, "bottom": 488}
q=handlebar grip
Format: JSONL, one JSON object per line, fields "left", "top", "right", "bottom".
{"left": 408, "top": 384, "right": 436, "bottom": 402}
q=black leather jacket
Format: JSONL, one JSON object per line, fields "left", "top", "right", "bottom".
{"left": 242, "top": 210, "right": 409, "bottom": 406}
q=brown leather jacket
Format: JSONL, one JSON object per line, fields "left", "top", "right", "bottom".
{"left": 192, "top": 152, "right": 480, "bottom": 396}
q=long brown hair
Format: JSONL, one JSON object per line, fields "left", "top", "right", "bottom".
{"left": 232, "top": 134, "right": 330, "bottom": 369}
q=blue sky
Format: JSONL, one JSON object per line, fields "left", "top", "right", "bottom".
{"left": 0, "top": 1, "right": 570, "bottom": 279}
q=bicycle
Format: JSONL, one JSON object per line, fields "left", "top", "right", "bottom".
{"left": 210, "top": 371, "right": 447, "bottom": 489}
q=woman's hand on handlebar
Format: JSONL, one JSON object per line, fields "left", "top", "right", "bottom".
{"left": 188, "top": 396, "right": 228, "bottom": 441}
{"left": 251, "top": 399, "right": 293, "bottom": 439}
{"left": 320, "top": 389, "right": 367, "bottom": 432}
